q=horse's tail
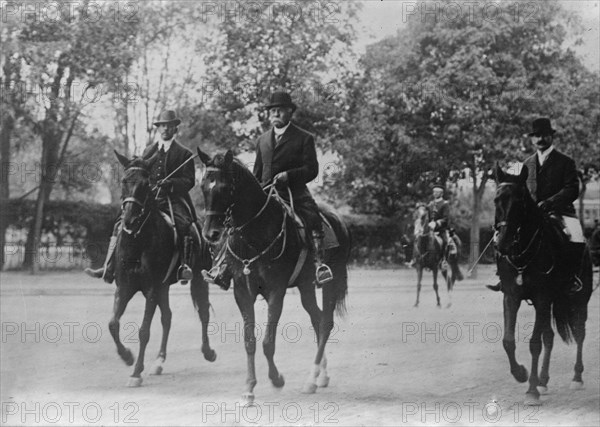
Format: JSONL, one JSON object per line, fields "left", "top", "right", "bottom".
{"left": 335, "top": 224, "right": 351, "bottom": 318}
{"left": 552, "top": 294, "right": 573, "bottom": 344}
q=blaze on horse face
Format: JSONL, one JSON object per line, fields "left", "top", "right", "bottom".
{"left": 493, "top": 164, "right": 530, "bottom": 255}
{"left": 197, "top": 149, "right": 234, "bottom": 243}
{"left": 115, "top": 150, "right": 154, "bottom": 235}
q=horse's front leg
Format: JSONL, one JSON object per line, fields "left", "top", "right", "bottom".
{"left": 149, "top": 285, "right": 172, "bottom": 376}
{"left": 129, "top": 289, "right": 158, "bottom": 387}
{"left": 414, "top": 265, "right": 422, "bottom": 307}
{"left": 264, "top": 290, "right": 286, "bottom": 389}
{"left": 234, "top": 283, "right": 258, "bottom": 405}
{"left": 525, "top": 300, "right": 552, "bottom": 405}
{"left": 432, "top": 267, "right": 441, "bottom": 307}
{"left": 502, "top": 294, "right": 528, "bottom": 383}
{"left": 108, "top": 286, "right": 136, "bottom": 367}
{"left": 537, "top": 327, "right": 554, "bottom": 394}
{"left": 569, "top": 305, "right": 587, "bottom": 389}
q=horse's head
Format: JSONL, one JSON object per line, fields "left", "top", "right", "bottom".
{"left": 493, "top": 163, "right": 535, "bottom": 255}
{"left": 197, "top": 149, "right": 236, "bottom": 243}
{"left": 115, "top": 150, "right": 155, "bottom": 236}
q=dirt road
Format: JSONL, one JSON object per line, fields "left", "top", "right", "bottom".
{"left": 1, "top": 266, "right": 598, "bottom": 426}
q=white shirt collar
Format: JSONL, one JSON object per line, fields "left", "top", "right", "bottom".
{"left": 537, "top": 145, "right": 554, "bottom": 166}
{"left": 273, "top": 122, "right": 291, "bottom": 136}
{"left": 157, "top": 137, "right": 175, "bottom": 152}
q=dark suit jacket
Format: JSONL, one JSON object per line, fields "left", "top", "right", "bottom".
{"left": 253, "top": 122, "right": 318, "bottom": 200}
{"left": 143, "top": 140, "right": 196, "bottom": 217}
{"left": 523, "top": 148, "right": 579, "bottom": 217}
{"left": 427, "top": 199, "right": 450, "bottom": 231}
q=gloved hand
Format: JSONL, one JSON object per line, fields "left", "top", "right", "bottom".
{"left": 157, "top": 178, "right": 173, "bottom": 193}
{"left": 273, "top": 172, "right": 288, "bottom": 185}
{"left": 537, "top": 199, "right": 553, "bottom": 213}
{"left": 428, "top": 221, "right": 436, "bottom": 230}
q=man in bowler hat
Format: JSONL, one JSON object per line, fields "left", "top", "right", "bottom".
{"left": 85, "top": 110, "right": 196, "bottom": 284}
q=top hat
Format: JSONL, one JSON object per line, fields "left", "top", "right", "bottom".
{"left": 153, "top": 110, "right": 181, "bottom": 127}
{"left": 528, "top": 118, "right": 556, "bottom": 136}
{"left": 264, "top": 91, "right": 297, "bottom": 111}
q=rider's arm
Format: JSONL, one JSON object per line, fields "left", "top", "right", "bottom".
{"left": 168, "top": 151, "right": 195, "bottom": 195}
{"left": 546, "top": 157, "right": 579, "bottom": 209}
{"left": 285, "top": 133, "right": 318, "bottom": 187}
{"left": 253, "top": 142, "right": 263, "bottom": 183}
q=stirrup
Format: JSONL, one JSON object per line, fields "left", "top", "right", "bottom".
{"left": 440, "top": 260, "right": 448, "bottom": 271}
{"left": 486, "top": 281, "right": 502, "bottom": 292}
{"left": 84, "top": 267, "right": 104, "bottom": 279}
{"left": 316, "top": 264, "right": 333, "bottom": 287}
{"left": 177, "top": 264, "right": 193, "bottom": 285}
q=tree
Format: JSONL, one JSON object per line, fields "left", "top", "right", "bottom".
{"left": 332, "top": 0, "right": 600, "bottom": 275}
{"left": 6, "top": 0, "right": 140, "bottom": 271}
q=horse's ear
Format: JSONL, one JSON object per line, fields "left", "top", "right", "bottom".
{"left": 114, "top": 150, "right": 130, "bottom": 168}
{"left": 519, "top": 164, "right": 529, "bottom": 182}
{"left": 494, "top": 162, "right": 506, "bottom": 183}
{"left": 224, "top": 150, "right": 234, "bottom": 166}
{"left": 197, "top": 147, "right": 211, "bottom": 166}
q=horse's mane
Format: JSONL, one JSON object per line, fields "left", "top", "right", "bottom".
{"left": 210, "top": 153, "right": 263, "bottom": 191}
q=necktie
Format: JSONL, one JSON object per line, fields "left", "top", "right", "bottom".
{"left": 275, "top": 134, "right": 282, "bottom": 146}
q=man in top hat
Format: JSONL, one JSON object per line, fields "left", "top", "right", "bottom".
{"left": 489, "top": 117, "right": 584, "bottom": 293}
{"left": 85, "top": 110, "right": 196, "bottom": 284}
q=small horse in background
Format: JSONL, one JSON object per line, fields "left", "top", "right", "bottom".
{"left": 412, "top": 203, "right": 445, "bottom": 307}
{"left": 494, "top": 164, "right": 593, "bottom": 405}
{"left": 108, "top": 151, "right": 216, "bottom": 387}
{"left": 197, "top": 149, "right": 351, "bottom": 405}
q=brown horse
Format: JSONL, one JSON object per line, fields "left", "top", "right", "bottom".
{"left": 108, "top": 151, "right": 216, "bottom": 387}
{"left": 197, "top": 149, "right": 351, "bottom": 404}
{"left": 494, "top": 164, "right": 593, "bottom": 405}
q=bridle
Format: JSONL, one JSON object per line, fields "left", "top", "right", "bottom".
{"left": 121, "top": 166, "right": 153, "bottom": 237}
{"left": 494, "top": 182, "right": 554, "bottom": 281}
{"left": 203, "top": 165, "right": 287, "bottom": 289}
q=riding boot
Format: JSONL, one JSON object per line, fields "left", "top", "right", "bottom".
{"left": 313, "top": 231, "right": 333, "bottom": 287}
{"left": 84, "top": 235, "right": 117, "bottom": 284}
{"left": 177, "top": 235, "right": 193, "bottom": 284}
{"left": 563, "top": 242, "right": 585, "bottom": 295}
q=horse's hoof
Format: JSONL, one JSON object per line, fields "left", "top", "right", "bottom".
{"left": 242, "top": 392, "right": 255, "bottom": 406}
{"left": 127, "top": 376, "right": 143, "bottom": 387}
{"left": 537, "top": 385, "right": 549, "bottom": 395}
{"left": 302, "top": 383, "right": 318, "bottom": 394}
{"left": 150, "top": 365, "right": 163, "bottom": 376}
{"left": 513, "top": 365, "right": 529, "bottom": 383}
{"left": 120, "top": 348, "right": 135, "bottom": 366}
{"left": 271, "top": 374, "right": 285, "bottom": 388}
{"left": 524, "top": 392, "right": 541, "bottom": 406}
{"left": 570, "top": 380, "right": 584, "bottom": 390}
{"left": 204, "top": 349, "right": 217, "bottom": 362}
{"left": 413, "top": 303, "right": 419, "bottom": 308}
{"left": 436, "top": 303, "right": 441, "bottom": 309}
{"left": 317, "top": 375, "right": 330, "bottom": 388}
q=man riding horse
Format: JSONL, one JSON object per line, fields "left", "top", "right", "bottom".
{"left": 426, "top": 183, "right": 463, "bottom": 280}
{"left": 489, "top": 117, "right": 585, "bottom": 294}
{"left": 204, "top": 91, "right": 332, "bottom": 288}
{"left": 85, "top": 110, "right": 196, "bottom": 284}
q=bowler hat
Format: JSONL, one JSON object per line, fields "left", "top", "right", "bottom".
{"left": 528, "top": 118, "right": 556, "bottom": 136}
{"left": 264, "top": 91, "right": 297, "bottom": 111}
{"left": 432, "top": 184, "right": 445, "bottom": 191}
{"left": 153, "top": 110, "right": 181, "bottom": 127}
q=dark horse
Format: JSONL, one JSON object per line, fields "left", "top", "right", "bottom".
{"left": 197, "top": 149, "right": 351, "bottom": 404}
{"left": 109, "top": 151, "right": 216, "bottom": 387}
{"left": 494, "top": 164, "right": 593, "bottom": 404}
{"left": 412, "top": 204, "right": 446, "bottom": 307}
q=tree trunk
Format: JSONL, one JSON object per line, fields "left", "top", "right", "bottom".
{"left": 468, "top": 167, "right": 489, "bottom": 279}
{"left": 0, "top": 113, "right": 14, "bottom": 269}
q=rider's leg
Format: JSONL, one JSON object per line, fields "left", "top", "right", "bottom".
{"left": 84, "top": 218, "right": 120, "bottom": 284}
{"left": 173, "top": 204, "right": 193, "bottom": 283}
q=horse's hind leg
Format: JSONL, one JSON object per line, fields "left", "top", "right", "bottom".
{"left": 537, "top": 327, "right": 554, "bottom": 394}
{"left": 109, "top": 287, "right": 136, "bottom": 367}
{"left": 299, "top": 283, "right": 325, "bottom": 393}
{"left": 129, "top": 290, "right": 158, "bottom": 387}
{"left": 569, "top": 306, "right": 587, "bottom": 389}
{"left": 150, "top": 285, "right": 172, "bottom": 375}
{"left": 263, "top": 289, "right": 286, "bottom": 389}
{"left": 190, "top": 277, "right": 216, "bottom": 362}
